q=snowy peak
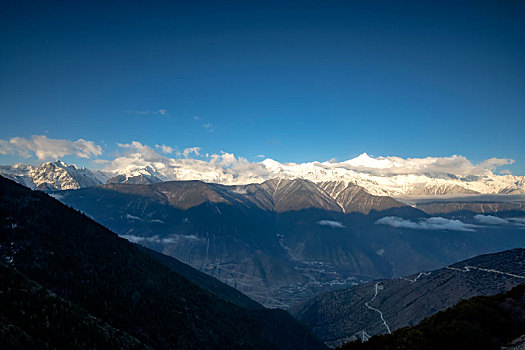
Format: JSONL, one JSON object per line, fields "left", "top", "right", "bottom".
{"left": 107, "top": 163, "right": 168, "bottom": 185}
{"left": 343, "top": 152, "right": 392, "bottom": 169}
{"left": 34, "top": 160, "right": 109, "bottom": 190}
{"left": 257, "top": 178, "right": 342, "bottom": 212}
{"left": 0, "top": 161, "right": 108, "bottom": 191}
{"left": 1, "top": 156, "right": 524, "bottom": 196}
{"left": 317, "top": 180, "right": 405, "bottom": 214}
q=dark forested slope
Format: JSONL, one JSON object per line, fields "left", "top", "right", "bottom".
{"left": 340, "top": 284, "right": 525, "bottom": 350}
{"left": 0, "top": 176, "right": 325, "bottom": 349}
{"left": 0, "top": 263, "right": 149, "bottom": 350}
{"left": 291, "top": 248, "right": 525, "bottom": 347}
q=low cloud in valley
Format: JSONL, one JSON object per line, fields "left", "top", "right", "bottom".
{"left": 376, "top": 216, "right": 480, "bottom": 232}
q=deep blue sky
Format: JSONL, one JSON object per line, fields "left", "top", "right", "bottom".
{"left": 1, "top": 0, "right": 524, "bottom": 173}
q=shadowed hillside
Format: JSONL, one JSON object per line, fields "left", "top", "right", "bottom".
{"left": 56, "top": 179, "right": 525, "bottom": 308}
{"left": 0, "top": 175, "right": 326, "bottom": 349}
{"left": 291, "top": 249, "right": 525, "bottom": 347}
{"left": 339, "top": 284, "right": 525, "bottom": 350}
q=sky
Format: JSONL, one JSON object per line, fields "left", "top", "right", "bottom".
{"left": 1, "top": 0, "right": 524, "bottom": 174}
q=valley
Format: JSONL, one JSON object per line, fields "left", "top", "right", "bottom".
{"left": 51, "top": 177, "right": 525, "bottom": 308}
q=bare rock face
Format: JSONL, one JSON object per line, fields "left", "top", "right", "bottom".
{"left": 318, "top": 181, "right": 404, "bottom": 214}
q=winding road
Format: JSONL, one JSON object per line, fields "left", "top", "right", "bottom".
{"left": 364, "top": 282, "right": 392, "bottom": 334}
{"left": 360, "top": 265, "right": 524, "bottom": 342}
{"left": 446, "top": 265, "right": 525, "bottom": 279}
{"left": 400, "top": 271, "right": 431, "bottom": 283}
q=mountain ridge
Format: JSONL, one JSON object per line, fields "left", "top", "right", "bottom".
{"left": 1, "top": 158, "right": 524, "bottom": 195}
{"left": 338, "top": 284, "right": 525, "bottom": 349}
{"left": 0, "top": 175, "right": 326, "bottom": 349}
{"left": 290, "top": 248, "right": 525, "bottom": 347}
{"left": 55, "top": 177, "right": 525, "bottom": 308}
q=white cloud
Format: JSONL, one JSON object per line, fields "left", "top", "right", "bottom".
{"left": 88, "top": 142, "right": 524, "bottom": 192}
{"left": 376, "top": 216, "right": 479, "bottom": 232}
{"left": 335, "top": 153, "right": 514, "bottom": 177}
{"left": 0, "top": 135, "right": 102, "bottom": 160}
{"left": 99, "top": 141, "right": 272, "bottom": 185}
{"left": 474, "top": 215, "right": 508, "bottom": 225}
{"left": 479, "top": 158, "right": 514, "bottom": 170}
{"left": 183, "top": 147, "right": 201, "bottom": 158}
{"left": 318, "top": 220, "right": 345, "bottom": 228}
{"left": 119, "top": 234, "right": 204, "bottom": 244}
{"left": 155, "top": 144, "right": 174, "bottom": 154}
{"left": 203, "top": 123, "right": 214, "bottom": 132}
{"left": 474, "top": 215, "right": 525, "bottom": 228}
{"left": 117, "top": 141, "right": 164, "bottom": 160}
{"left": 508, "top": 218, "right": 525, "bottom": 229}
{"left": 0, "top": 140, "right": 16, "bottom": 155}
{"left": 93, "top": 159, "right": 111, "bottom": 164}
{"left": 124, "top": 109, "right": 167, "bottom": 116}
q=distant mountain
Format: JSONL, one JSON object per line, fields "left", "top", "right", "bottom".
{"left": 55, "top": 179, "right": 416, "bottom": 307}
{"left": 290, "top": 248, "right": 525, "bottom": 348}
{"left": 339, "top": 284, "right": 525, "bottom": 350}
{"left": 0, "top": 161, "right": 165, "bottom": 191}
{"left": 318, "top": 181, "right": 404, "bottom": 214}
{"left": 2, "top": 157, "right": 524, "bottom": 195}
{"left": 56, "top": 178, "right": 525, "bottom": 308}
{"left": 409, "top": 200, "right": 525, "bottom": 215}
{"left": 0, "top": 176, "right": 326, "bottom": 349}
{"left": 107, "top": 173, "right": 163, "bottom": 185}
{"left": 106, "top": 164, "right": 166, "bottom": 185}
{"left": 393, "top": 194, "right": 525, "bottom": 219}
{"left": 247, "top": 178, "right": 343, "bottom": 212}
{"left": 0, "top": 161, "right": 108, "bottom": 191}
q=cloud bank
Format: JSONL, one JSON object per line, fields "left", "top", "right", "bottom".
{"left": 155, "top": 144, "right": 175, "bottom": 154}
{"left": 104, "top": 141, "right": 516, "bottom": 180}
{"left": 104, "top": 141, "right": 270, "bottom": 184}
{"left": 1, "top": 136, "right": 522, "bottom": 195}
{"left": 338, "top": 153, "right": 515, "bottom": 176}
{"left": 90, "top": 142, "right": 522, "bottom": 195}
{"left": 0, "top": 135, "right": 102, "bottom": 160}
{"left": 473, "top": 215, "right": 508, "bottom": 225}
{"left": 376, "top": 216, "right": 479, "bottom": 232}
{"left": 474, "top": 215, "right": 525, "bottom": 228}
{"left": 120, "top": 234, "right": 204, "bottom": 244}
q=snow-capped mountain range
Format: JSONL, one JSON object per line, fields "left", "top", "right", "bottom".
{"left": 0, "top": 161, "right": 109, "bottom": 191}
{"left": 1, "top": 154, "right": 524, "bottom": 195}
